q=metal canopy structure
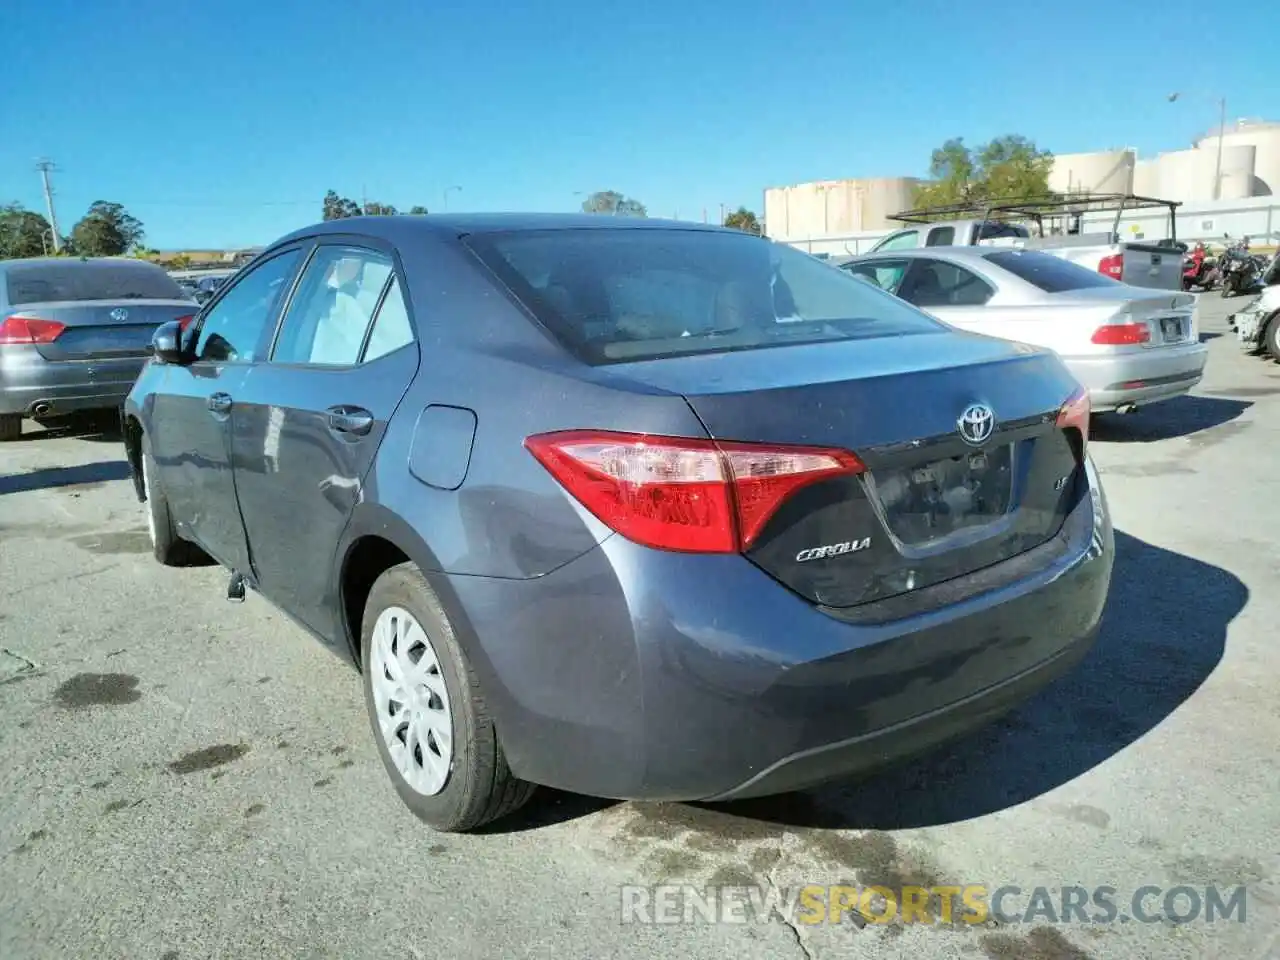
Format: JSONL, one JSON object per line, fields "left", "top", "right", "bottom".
{"left": 888, "top": 192, "right": 1184, "bottom": 243}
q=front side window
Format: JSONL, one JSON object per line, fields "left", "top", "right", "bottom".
{"left": 900, "top": 260, "right": 994, "bottom": 307}
{"left": 195, "top": 250, "right": 302, "bottom": 362}
{"left": 842, "top": 259, "right": 909, "bottom": 295}
{"left": 872, "top": 230, "right": 920, "bottom": 252}
{"left": 464, "top": 229, "right": 942, "bottom": 365}
{"left": 271, "top": 247, "right": 393, "bottom": 366}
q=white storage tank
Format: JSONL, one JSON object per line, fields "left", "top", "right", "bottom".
{"left": 1049, "top": 150, "right": 1136, "bottom": 195}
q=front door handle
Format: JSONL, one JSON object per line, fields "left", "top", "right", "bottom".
{"left": 207, "top": 392, "right": 232, "bottom": 415}
{"left": 326, "top": 405, "right": 374, "bottom": 437}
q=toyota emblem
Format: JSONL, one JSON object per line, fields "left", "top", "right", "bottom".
{"left": 109, "top": 308, "right": 129, "bottom": 322}
{"left": 957, "top": 403, "right": 995, "bottom": 446}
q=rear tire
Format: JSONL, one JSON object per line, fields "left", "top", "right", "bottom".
{"left": 361, "top": 562, "right": 535, "bottom": 832}
{"left": 0, "top": 414, "right": 21, "bottom": 442}
{"left": 140, "top": 436, "right": 206, "bottom": 567}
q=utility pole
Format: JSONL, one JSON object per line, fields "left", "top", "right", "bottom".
{"left": 719, "top": 203, "right": 726, "bottom": 225}
{"left": 35, "top": 159, "right": 61, "bottom": 252}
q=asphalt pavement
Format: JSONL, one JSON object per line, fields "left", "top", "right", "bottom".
{"left": 1, "top": 295, "right": 1278, "bottom": 960}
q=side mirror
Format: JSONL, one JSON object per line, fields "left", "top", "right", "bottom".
{"left": 151, "top": 320, "right": 190, "bottom": 365}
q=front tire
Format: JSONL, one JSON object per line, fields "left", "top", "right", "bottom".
{"left": 140, "top": 437, "right": 206, "bottom": 566}
{"left": 361, "top": 562, "right": 534, "bottom": 832}
{"left": 0, "top": 414, "right": 21, "bottom": 442}
{"left": 1265, "top": 315, "right": 1280, "bottom": 362}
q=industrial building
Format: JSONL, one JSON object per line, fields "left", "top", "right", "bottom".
{"left": 766, "top": 118, "right": 1280, "bottom": 248}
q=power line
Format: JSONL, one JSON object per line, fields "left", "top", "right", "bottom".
{"left": 35, "top": 158, "right": 61, "bottom": 253}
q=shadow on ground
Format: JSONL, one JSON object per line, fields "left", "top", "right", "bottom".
{"left": 718, "top": 528, "right": 1244, "bottom": 830}
{"left": 495, "top": 528, "right": 1245, "bottom": 835}
{"left": 0, "top": 460, "right": 131, "bottom": 496}
{"left": 1091, "top": 395, "right": 1250, "bottom": 443}
{"left": 13, "top": 411, "right": 124, "bottom": 444}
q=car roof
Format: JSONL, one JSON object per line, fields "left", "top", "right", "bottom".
{"left": 272, "top": 213, "right": 733, "bottom": 248}
{"left": 849, "top": 245, "right": 1049, "bottom": 268}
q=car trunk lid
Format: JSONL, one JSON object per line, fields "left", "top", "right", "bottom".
{"left": 613, "top": 330, "right": 1086, "bottom": 610}
{"left": 1054, "top": 287, "right": 1198, "bottom": 347}
{"left": 7, "top": 300, "right": 196, "bottom": 361}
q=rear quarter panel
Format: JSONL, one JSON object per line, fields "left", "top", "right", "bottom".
{"left": 353, "top": 232, "right": 711, "bottom": 582}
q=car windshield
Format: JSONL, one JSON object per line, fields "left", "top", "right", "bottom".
{"left": 982, "top": 250, "right": 1118, "bottom": 293}
{"left": 463, "top": 228, "right": 943, "bottom": 365}
{"left": 5, "top": 262, "right": 186, "bottom": 305}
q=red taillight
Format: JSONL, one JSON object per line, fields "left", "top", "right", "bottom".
{"left": 175, "top": 314, "right": 195, "bottom": 331}
{"left": 0, "top": 316, "right": 66, "bottom": 345}
{"left": 1056, "top": 386, "right": 1091, "bottom": 454}
{"left": 1098, "top": 253, "right": 1124, "bottom": 279}
{"left": 1091, "top": 322, "right": 1150, "bottom": 345}
{"left": 524, "top": 430, "right": 865, "bottom": 553}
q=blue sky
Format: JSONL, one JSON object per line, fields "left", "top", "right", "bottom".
{"left": 4, "top": 0, "right": 1275, "bottom": 249}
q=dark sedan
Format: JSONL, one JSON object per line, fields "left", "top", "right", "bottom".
{"left": 123, "top": 215, "right": 1114, "bottom": 832}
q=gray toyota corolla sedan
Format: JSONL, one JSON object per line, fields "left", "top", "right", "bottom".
{"left": 122, "top": 214, "right": 1114, "bottom": 832}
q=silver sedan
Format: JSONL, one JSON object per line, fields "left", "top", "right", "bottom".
{"left": 838, "top": 247, "right": 1209, "bottom": 413}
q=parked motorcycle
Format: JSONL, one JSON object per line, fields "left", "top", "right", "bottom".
{"left": 1182, "top": 243, "right": 1218, "bottom": 291}
{"left": 1220, "top": 238, "right": 1262, "bottom": 298}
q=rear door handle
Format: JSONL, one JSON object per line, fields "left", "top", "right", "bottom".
{"left": 207, "top": 392, "right": 232, "bottom": 415}
{"left": 326, "top": 405, "right": 374, "bottom": 437}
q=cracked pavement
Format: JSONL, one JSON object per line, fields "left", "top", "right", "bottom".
{"left": 1, "top": 295, "right": 1278, "bottom": 959}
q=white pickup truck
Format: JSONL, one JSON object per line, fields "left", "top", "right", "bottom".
{"left": 868, "top": 193, "right": 1185, "bottom": 292}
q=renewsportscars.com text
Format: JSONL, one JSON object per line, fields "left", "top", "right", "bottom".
{"left": 620, "top": 883, "right": 1250, "bottom": 927}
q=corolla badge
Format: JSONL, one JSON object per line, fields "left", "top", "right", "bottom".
{"left": 109, "top": 307, "right": 129, "bottom": 321}
{"left": 795, "top": 537, "right": 872, "bottom": 563}
{"left": 957, "top": 403, "right": 995, "bottom": 446}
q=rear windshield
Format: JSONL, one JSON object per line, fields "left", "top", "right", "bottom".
{"left": 983, "top": 250, "right": 1118, "bottom": 293}
{"left": 463, "top": 229, "right": 943, "bottom": 364}
{"left": 5, "top": 261, "right": 186, "bottom": 305}
{"left": 976, "top": 221, "right": 1030, "bottom": 241}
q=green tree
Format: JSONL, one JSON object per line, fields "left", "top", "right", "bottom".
{"left": 581, "top": 190, "right": 646, "bottom": 217}
{"left": 323, "top": 190, "right": 360, "bottom": 220}
{"left": 0, "top": 203, "right": 54, "bottom": 258}
{"left": 407, "top": 205, "right": 429, "bottom": 215}
{"left": 68, "top": 201, "right": 145, "bottom": 256}
{"left": 723, "top": 207, "right": 762, "bottom": 235}
{"left": 911, "top": 136, "right": 1054, "bottom": 210}
{"left": 362, "top": 201, "right": 398, "bottom": 216}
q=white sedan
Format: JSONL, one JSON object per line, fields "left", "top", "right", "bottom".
{"left": 839, "top": 247, "right": 1209, "bottom": 414}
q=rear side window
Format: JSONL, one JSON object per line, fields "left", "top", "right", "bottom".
{"left": 925, "top": 226, "right": 955, "bottom": 247}
{"left": 463, "top": 229, "right": 942, "bottom": 365}
{"left": 271, "top": 247, "right": 393, "bottom": 366}
{"left": 363, "top": 277, "right": 415, "bottom": 361}
{"left": 984, "top": 250, "right": 1117, "bottom": 293}
{"left": 5, "top": 261, "right": 185, "bottom": 305}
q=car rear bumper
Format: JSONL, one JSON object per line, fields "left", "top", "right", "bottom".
{"left": 443, "top": 458, "right": 1114, "bottom": 802}
{"left": 1062, "top": 342, "right": 1209, "bottom": 411}
{"left": 0, "top": 345, "right": 144, "bottom": 416}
